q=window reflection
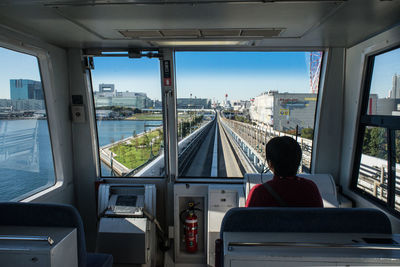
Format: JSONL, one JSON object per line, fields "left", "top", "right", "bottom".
{"left": 0, "top": 47, "right": 55, "bottom": 201}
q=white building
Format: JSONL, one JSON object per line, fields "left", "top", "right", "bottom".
{"left": 249, "top": 91, "right": 275, "bottom": 126}
{"left": 249, "top": 91, "right": 318, "bottom": 131}
{"left": 231, "top": 100, "right": 251, "bottom": 112}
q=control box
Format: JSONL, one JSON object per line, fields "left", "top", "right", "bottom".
{"left": 97, "top": 184, "right": 156, "bottom": 266}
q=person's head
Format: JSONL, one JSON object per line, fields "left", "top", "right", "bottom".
{"left": 265, "top": 136, "right": 302, "bottom": 177}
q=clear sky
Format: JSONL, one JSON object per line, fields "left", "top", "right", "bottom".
{"left": 0, "top": 47, "right": 41, "bottom": 99}
{"left": 1, "top": 47, "right": 399, "bottom": 101}
{"left": 91, "top": 51, "right": 312, "bottom": 102}
{"left": 370, "top": 47, "right": 400, "bottom": 98}
{"left": 175, "top": 52, "right": 310, "bottom": 101}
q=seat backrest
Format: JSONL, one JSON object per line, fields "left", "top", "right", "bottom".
{"left": 245, "top": 173, "right": 339, "bottom": 207}
{"left": 0, "top": 202, "right": 86, "bottom": 267}
{"left": 220, "top": 207, "right": 392, "bottom": 238}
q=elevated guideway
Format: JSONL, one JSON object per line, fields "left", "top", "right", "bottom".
{"left": 101, "top": 111, "right": 314, "bottom": 178}
{"left": 179, "top": 116, "right": 244, "bottom": 178}
{"left": 179, "top": 113, "right": 244, "bottom": 178}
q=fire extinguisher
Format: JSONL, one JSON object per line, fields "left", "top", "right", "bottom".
{"left": 180, "top": 201, "right": 201, "bottom": 253}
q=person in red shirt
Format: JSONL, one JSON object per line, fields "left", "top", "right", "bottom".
{"left": 245, "top": 136, "right": 323, "bottom": 207}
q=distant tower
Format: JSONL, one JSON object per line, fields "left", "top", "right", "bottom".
{"left": 390, "top": 73, "right": 400, "bottom": 99}
{"left": 99, "top": 83, "right": 115, "bottom": 93}
{"left": 309, "top": 52, "right": 323, "bottom": 94}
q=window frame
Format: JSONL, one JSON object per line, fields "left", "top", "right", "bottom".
{"left": 0, "top": 41, "right": 59, "bottom": 201}
{"left": 87, "top": 48, "right": 326, "bottom": 182}
{"left": 85, "top": 52, "right": 167, "bottom": 179}
{"left": 352, "top": 45, "right": 400, "bottom": 215}
{"left": 173, "top": 50, "right": 324, "bottom": 180}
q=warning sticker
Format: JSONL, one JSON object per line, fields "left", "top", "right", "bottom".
{"left": 304, "top": 97, "right": 317, "bottom": 101}
{"left": 163, "top": 60, "right": 171, "bottom": 86}
{"left": 279, "top": 109, "right": 289, "bottom": 116}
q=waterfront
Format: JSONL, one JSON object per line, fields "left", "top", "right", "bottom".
{"left": 0, "top": 120, "right": 54, "bottom": 201}
{"left": 97, "top": 120, "right": 162, "bottom": 176}
{"left": 0, "top": 119, "right": 162, "bottom": 201}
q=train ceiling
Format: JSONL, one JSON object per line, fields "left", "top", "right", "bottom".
{"left": 0, "top": 0, "right": 399, "bottom": 48}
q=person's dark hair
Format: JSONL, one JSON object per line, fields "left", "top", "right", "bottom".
{"left": 266, "top": 136, "right": 302, "bottom": 177}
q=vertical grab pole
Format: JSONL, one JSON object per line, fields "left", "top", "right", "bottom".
{"left": 160, "top": 49, "right": 178, "bottom": 253}
{"left": 160, "top": 48, "right": 178, "bottom": 182}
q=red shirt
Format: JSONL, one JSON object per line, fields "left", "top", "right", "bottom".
{"left": 245, "top": 175, "right": 323, "bottom": 207}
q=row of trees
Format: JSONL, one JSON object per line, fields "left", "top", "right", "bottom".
{"left": 362, "top": 127, "right": 400, "bottom": 163}
{"left": 178, "top": 115, "right": 204, "bottom": 139}
{"left": 97, "top": 105, "right": 142, "bottom": 113}
{"left": 233, "top": 115, "right": 253, "bottom": 124}
{"left": 110, "top": 128, "right": 163, "bottom": 170}
{"left": 283, "top": 127, "right": 313, "bottom": 140}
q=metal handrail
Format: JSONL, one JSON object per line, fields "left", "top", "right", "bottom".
{"left": 0, "top": 235, "right": 54, "bottom": 245}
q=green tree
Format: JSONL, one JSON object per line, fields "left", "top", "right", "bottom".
{"left": 362, "top": 128, "right": 372, "bottom": 155}
{"left": 368, "top": 127, "right": 386, "bottom": 159}
{"left": 301, "top": 128, "right": 313, "bottom": 140}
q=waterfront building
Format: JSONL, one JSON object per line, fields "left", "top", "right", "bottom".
{"left": 12, "top": 99, "right": 45, "bottom": 111}
{"left": 10, "top": 79, "right": 43, "bottom": 100}
{"left": 176, "top": 98, "right": 211, "bottom": 109}
{"left": 94, "top": 85, "right": 153, "bottom": 109}
{"left": 0, "top": 98, "right": 45, "bottom": 111}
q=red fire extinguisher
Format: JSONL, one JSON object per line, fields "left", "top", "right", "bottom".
{"left": 180, "top": 201, "right": 201, "bottom": 253}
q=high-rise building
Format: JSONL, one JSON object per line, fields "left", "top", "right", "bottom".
{"left": 390, "top": 74, "right": 400, "bottom": 99}
{"left": 10, "top": 79, "right": 43, "bottom": 100}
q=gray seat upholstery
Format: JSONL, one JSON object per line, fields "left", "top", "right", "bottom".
{"left": 0, "top": 202, "right": 113, "bottom": 267}
{"left": 221, "top": 207, "right": 392, "bottom": 237}
{"left": 216, "top": 207, "right": 391, "bottom": 267}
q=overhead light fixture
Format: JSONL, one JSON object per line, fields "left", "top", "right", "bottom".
{"left": 45, "top": 0, "right": 347, "bottom": 7}
{"left": 151, "top": 40, "right": 247, "bottom": 46}
{"left": 119, "top": 28, "right": 285, "bottom": 39}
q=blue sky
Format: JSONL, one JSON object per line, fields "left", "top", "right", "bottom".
{"left": 1, "top": 47, "right": 399, "bottom": 101}
{"left": 0, "top": 47, "right": 41, "bottom": 98}
{"left": 91, "top": 51, "right": 312, "bottom": 101}
{"left": 370, "top": 47, "right": 400, "bottom": 98}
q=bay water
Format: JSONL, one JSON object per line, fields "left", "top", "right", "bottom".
{"left": 0, "top": 119, "right": 161, "bottom": 201}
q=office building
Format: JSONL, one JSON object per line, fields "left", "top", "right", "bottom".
{"left": 10, "top": 79, "right": 43, "bottom": 100}
{"left": 250, "top": 91, "right": 317, "bottom": 131}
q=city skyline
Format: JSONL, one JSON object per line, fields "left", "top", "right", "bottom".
{"left": 1, "top": 47, "right": 399, "bottom": 101}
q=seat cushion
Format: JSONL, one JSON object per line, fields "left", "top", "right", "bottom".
{"left": 220, "top": 207, "right": 392, "bottom": 238}
{"left": 87, "top": 253, "right": 113, "bottom": 267}
{"left": 0, "top": 202, "right": 87, "bottom": 267}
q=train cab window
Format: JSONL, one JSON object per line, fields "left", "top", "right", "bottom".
{"left": 0, "top": 47, "right": 55, "bottom": 200}
{"left": 90, "top": 55, "right": 164, "bottom": 177}
{"left": 353, "top": 47, "right": 400, "bottom": 212}
{"left": 175, "top": 51, "right": 323, "bottom": 178}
